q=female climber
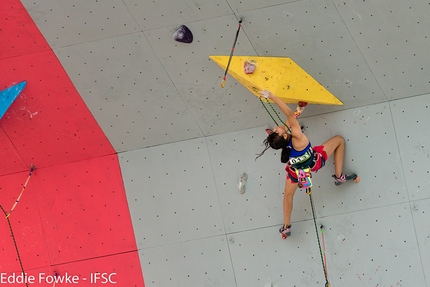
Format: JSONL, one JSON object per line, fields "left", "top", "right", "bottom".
{"left": 256, "top": 90, "right": 359, "bottom": 239}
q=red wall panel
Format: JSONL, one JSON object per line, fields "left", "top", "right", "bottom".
{"left": 0, "top": 1, "right": 144, "bottom": 286}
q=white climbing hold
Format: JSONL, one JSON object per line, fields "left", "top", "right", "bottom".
{"left": 238, "top": 173, "right": 248, "bottom": 194}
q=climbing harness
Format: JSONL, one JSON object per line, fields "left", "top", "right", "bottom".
{"left": 307, "top": 187, "right": 330, "bottom": 287}
{"left": 220, "top": 17, "right": 243, "bottom": 88}
{"left": 295, "top": 167, "right": 312, "bottom": 188}
{"left": 6, "top": 165, "right": 36, "bottom": 218}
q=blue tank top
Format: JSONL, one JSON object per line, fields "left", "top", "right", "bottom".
{"left": 286, "top": 138, "right": 314, "bottom": 169}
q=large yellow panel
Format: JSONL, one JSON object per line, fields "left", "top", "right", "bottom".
{"left": 210, "top": 56, "right": 343, "bottom": 105}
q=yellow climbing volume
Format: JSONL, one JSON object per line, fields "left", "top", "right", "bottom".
{"left": 210, "top": 56, "right": 343, "bottom": 105}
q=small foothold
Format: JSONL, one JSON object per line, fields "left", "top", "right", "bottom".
{"left": 229, "top": 236, "right": 235, "bottom": 243}
{"left": 264, "top": 280, "right": 276, "bottom": 287}
{"left": 238, "top": 173, "right": 248, "bottom": 194}
{"left": 173, "top": 25, "right": 193, "bottom": 43}
{"left": 299, "top": 123, "right": 305, "bottom": 133}
{"left": 244, "top": 61, "right": 256, "bottom": 74}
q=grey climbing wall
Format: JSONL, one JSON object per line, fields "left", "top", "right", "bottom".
{"left": 120, "top": 98, "right": 429, "bottom": 286}
{"left": 20, "top": 0, "right": 430, "bottom": 286}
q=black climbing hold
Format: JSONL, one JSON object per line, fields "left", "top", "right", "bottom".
{"left": 173, "top": 25, "right": 193, "bottom": 43}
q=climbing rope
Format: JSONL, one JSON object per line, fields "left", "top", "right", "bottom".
{"left": 307, "top": 187, "right": 330, "bottom": 287}
{"left": 258, "top": 97, "right": 292, "bottom": 134}
{"left": 1, "top": 205, "right": 29, "bottom": 287}
{"left": 260, "top": 96, "right": 327, "bottom": 285}
{"left": 321, "top": 224, "right": 328, "bottom": 279}
{"left": 6, "top": 165, "right": 35, "bottom": 218}
{"left": 1, "top": 165, "right": 35, "bottom": 287}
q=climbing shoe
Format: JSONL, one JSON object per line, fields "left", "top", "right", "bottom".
{"left": 279, "top": 224, "right": 292, "bottom": 239}
{"left": 333, "top": 173, "right": 358, "bottom": 186}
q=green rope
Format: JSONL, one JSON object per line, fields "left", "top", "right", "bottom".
{"left": 259, "top": 97, "right": 280, "bottom": 125}
{"left": 307, "top": 188, "right": 330, "bottom": 287}
{"left": 259, "top": 97, "right": 292, "bottom": 134}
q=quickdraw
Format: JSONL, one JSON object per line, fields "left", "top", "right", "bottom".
{"left": 296, "top": 167, "right": 312, "bottom": 188}
{"left": 6, "top": 165, "right": 36, "bottom": 218}
{"left": 220, "top": 17, "right": 243, "bottom": 88}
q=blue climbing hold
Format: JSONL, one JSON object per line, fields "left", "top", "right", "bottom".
{"left": 0, "top": 81, "right": 27, "bottom": 119}
{"left": 173, "top": 25, "right": 193, "bottom": 43}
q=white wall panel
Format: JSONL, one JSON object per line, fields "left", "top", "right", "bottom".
{"left": 411, "top": 198, "right": 430, "bottom": 285}
{"left": 22, "top": 0, "right": 140, "bottom": 48}
{"left": 123, "top": 0, "right": 232, "bottom": 30}
{"left": 228, "top": 204, "right": 426, "bottom": 287}
{"left": 322, "top": 203, "right": 425, "bottom": 286}
{"left": 119, "top": 138, "right": 225, "bottom": 248}
{"left": 208, "top": 127, "right": 287, "bottom": 233}
{"left": 140, "top": 236, "right": 236, "bottom": 287}
{"left": 226, "top": 0, "right": 298, "bottom": 13}
{"left": 335, "top": 0, "right": 430, "bottom": 100}
{"left": 391, "top": 94, "right": 430, "bottom": 201}
{"left": 54, "top": 33, "right": 203, "bottom": 152}
{"left": 228, "top": 221, "right": 330, "bottom": 287}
